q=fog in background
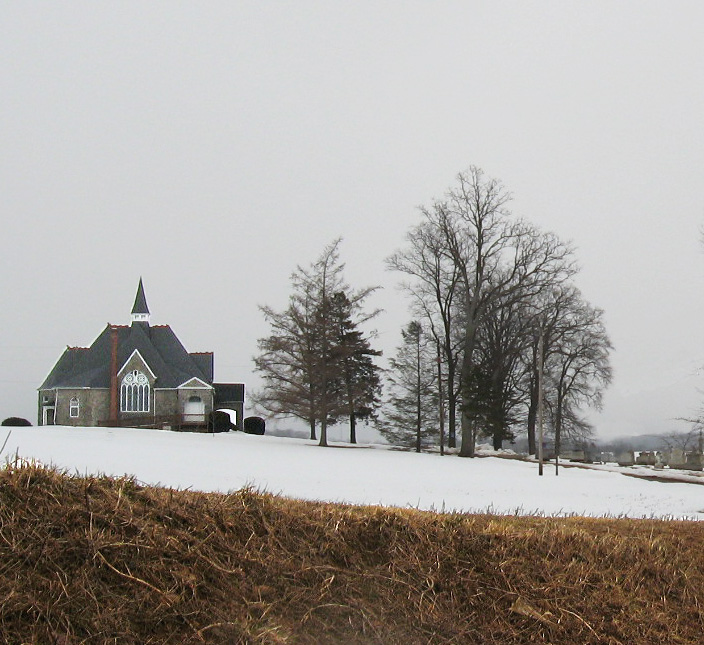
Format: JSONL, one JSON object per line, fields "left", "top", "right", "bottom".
{"left": 2, "top": 2, "right": 704, "bottom": 440}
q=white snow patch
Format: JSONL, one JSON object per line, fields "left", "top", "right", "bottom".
{"left": 2, "top": 426, "right": 702, "bottom": 520}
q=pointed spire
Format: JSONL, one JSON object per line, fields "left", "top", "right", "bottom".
{"left": 131, "top": 278, "right": 151, "bottom": 325}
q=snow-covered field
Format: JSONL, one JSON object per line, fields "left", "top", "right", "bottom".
{"left": 3, "top": 426, "right": 703, "bottom": 520}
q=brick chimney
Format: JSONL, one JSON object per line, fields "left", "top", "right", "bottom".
{"left": 109, "top": 325, "right": 119, "bottom": 425}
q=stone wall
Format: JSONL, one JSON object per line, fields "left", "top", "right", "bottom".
{"left": 42, "top": 388, "right": 110, "bottom": 426}
{"left": 154, "top": 390, "right": 179, "bottom": 417}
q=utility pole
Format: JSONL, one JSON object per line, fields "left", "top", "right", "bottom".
{"left": 556, "top": 387, "right": 560, "bottom": 476}
{"left": 537, "top": 329, "right": 544, "bottom": 476}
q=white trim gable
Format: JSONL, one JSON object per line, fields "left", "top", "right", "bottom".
{"left": 118, "top": 349, "right": 156, "bottom": 380}
{"left": 177, "top": 377, "right": 213, "bottom": 389}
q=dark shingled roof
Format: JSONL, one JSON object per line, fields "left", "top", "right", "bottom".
{"left": 213, "top": 383, "right": 245, "bottom": 404}
{"left": 40, "top": 280, "right": 245, "bottom": 396}
{"left": 191, "top": 353, "right": 214, "bottom": 382}
{"left": 39, "top": 323, "right": 213, "bottom": 390}
{"left": 131, "top": 277, "right": 150, "bottom": 315}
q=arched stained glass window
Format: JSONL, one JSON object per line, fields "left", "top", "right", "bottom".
{"left": 121, "top": 370, "right": 150, "bottom": 413}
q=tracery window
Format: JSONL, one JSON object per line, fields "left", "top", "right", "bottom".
{"left": 69, "top": 397, "right": 80, "bottom": 418}
{"left": 121, "top": 370, "right": 150, "bottom": 412}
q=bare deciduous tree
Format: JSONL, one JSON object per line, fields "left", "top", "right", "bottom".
{"left": 465, "top": 287, "right": 533, "bottom": 450}
{"left": 662, "top": 425, "right": 703, "bottom": 453}
{"left": 387, "top": 214, "right": 463, "bottom": 448}
{"left": 548, "top": 297, "right": 612, "bottom": 454}
{"left": 389, "top": 167, "right": 612, "bottom": 458}
{"left": 438, "top": 167, "right": 576, "bottom": 457}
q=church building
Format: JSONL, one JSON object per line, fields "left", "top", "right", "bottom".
{"left": 38, "top": 280, "right": 244, "bottom": 431}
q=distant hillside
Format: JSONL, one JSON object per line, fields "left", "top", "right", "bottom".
{"left": 510, "top": 432, "right": 674, "bottom": 454}
{"left": 598, "top": 432, "right": 675, "bottom": 451}
{"left": 1, "top": 464, "right": 702, "bottom": 644}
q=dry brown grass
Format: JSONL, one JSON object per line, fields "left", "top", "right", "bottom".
{"left": 0, "top": 462, "right": 702, "bottom": 644}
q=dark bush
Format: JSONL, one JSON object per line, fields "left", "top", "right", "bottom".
{"left": 1, "top": 417, "right": 32, "bottom": 427}
{"left": 208, "top": 410, "right": 236, "bottom": 433}
{"left": 243, "top": 416, "right": 265, "bottom": 435}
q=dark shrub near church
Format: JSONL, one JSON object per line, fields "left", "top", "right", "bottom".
{"left": 1, "top": 417, "right": 32, "bottom": 427}
{"left": 243, "top": 416, "right": 266, "bottom": 435}
{"left": 38, "top": 280, "right": 245, "bottom": 431}
{"left": 208, "top": 410, "right": 237, "bottom": 433}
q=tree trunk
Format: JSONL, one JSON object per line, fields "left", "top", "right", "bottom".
{"left": 415, "top": 334, "right": 422, "bottom": 453}
{"left": 447, "top": 391, "right": 457, "bottom": 449}
{"left": 460, "top": 412, "right": 476, "bottom": 457}
{"left": 446, "top": 355, "right": 457, "bottom": 449}
{"left": 458, "top": 334, "right": 476, "bottom": 458}
{"left": 459, "top": 410, "right": 476, "bottom": 457}
{"left": 349, "top": 412, "right": 357, "bottom": 444}
{"left": 346, "top": 384, "right": 357, "bottom": 444}
{"left": 415, "top": 384, "right": 422, "bottom": 452}
{"left": 458, "top": 295, "right": 480, "bottom": 457}
{"left": 445, "top": 327, "right": 457, "bottom": 449}
{"left": 319, "top": 399, "right": 328, "bottom": 447}
{"left": 319, "top": 418, "right": 328, "bottom": 447}
{"left": 493, "top": 429, "right": 502, "bottom": 451}
{"left": 309, "top": 418, "right": 316, "bottom": 441}
{"left": 526, "top": 375, "right": 538, "bottom": 455}
{"left": 436, "top": 346, "right": 445, "bottom": 456}
{"left": 555, "top": 387, "right": 564, "bottom": 458}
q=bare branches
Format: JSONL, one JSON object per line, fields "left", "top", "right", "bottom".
{"left": 387, "top": 166, "right": 612, "bottom": 457}
{"left": 253, "top": 240, "right": 382, "bottom": 446}
{"left": 387, "top": 211, "right": 464, "bottom": 447}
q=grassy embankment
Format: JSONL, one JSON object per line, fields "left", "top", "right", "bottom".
{"left": 1, "top": 463, "right": 702, "bottom": 644}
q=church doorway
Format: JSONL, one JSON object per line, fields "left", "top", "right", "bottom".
{"left": 184, "top": 396, "right": 205, "bottom": 423}
{"left": 43, "top": 406, "right": 55, "bottom": 426}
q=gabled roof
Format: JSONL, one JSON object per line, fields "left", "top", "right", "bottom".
{"left": 119, "top": 348, "right": 157, "bottom": 380}
{"left": 131, "top": 277, "right": 150, "bottom": 315}
{"left": 178, "top": 377, "right": 213, "bottom": 389}
{"left": 39, "top": 322, "right": 213, "bottom": 390}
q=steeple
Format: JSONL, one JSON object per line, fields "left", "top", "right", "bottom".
{"left": 130, "top": 277, "right": 151, "bottom": 326}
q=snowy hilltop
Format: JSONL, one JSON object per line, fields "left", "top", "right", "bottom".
{"left": 3, "top": 425, "right": 703, "bottom": 520}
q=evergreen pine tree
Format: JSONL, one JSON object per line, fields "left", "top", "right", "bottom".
{"left": 382, "top": 321, "right": 438, "bottom": 452}
{"left": 329, "top": 292, "right": 382, "bottom": 443}
{"left": 253, "top": 240, "right": 380, "bottom": 446}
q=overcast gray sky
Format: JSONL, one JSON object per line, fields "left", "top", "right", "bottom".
{"left": 2, "top": 2, "right": 704, "bottom": 439}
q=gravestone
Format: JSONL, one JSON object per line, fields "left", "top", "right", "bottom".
{"left": 668, "top": 449, "right": 687, "bottom": 469}
{"left": 617, "top": 451, "right": 635, "bottom": 467}
{"left": 683, "top": 452, "right": 703, "bottom": 471}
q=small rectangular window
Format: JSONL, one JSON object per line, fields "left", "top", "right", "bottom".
{"left": 69, "top": 397, "right": 80, "bottom": 418}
